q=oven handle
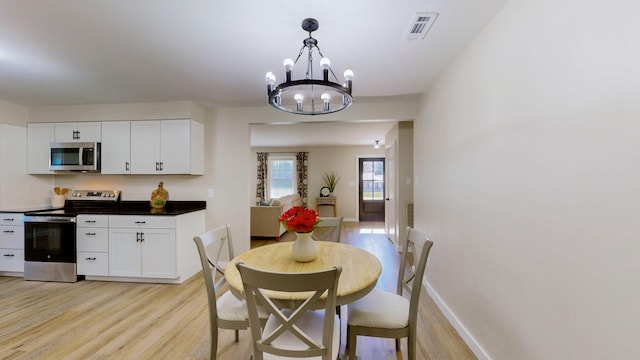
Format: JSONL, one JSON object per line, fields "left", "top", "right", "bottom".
{"left": 23, "top": 216, "right": 76, "bottom": 223}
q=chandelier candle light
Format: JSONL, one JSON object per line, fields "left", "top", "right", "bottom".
{"left": 266, "top": 18, "right": 354, "bottom": 115}
{"left": 279, "top": 206, "right": 321, "bottom": 262}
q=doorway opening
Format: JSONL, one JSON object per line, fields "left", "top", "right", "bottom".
{"left": 359, "top": 157, "right": 385, "bottom": 222}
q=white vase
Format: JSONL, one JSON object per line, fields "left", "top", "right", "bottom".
{"left": 51, "top": 195, "right": 65, "bottom": 207}
{"left": 292, "top": 231, "right": 317, "bottom": 262}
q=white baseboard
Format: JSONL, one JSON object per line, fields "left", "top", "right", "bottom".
{"left": 425, "top": 280, "right": 492, "bottom": 360}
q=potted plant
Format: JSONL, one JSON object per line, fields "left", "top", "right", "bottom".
{"left": 323, "top": 171, "right": 340, "bottom": 194}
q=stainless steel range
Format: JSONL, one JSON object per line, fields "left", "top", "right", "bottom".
{"left": 23, "top": 190, "right": 120, "bottom": 282}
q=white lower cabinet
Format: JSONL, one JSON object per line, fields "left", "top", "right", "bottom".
{"left": 77, "top": 215, "right": 109, "bottom": 276}
{"left": 0, "top": 213, "right": 25, "bottom": 273}
{"left": 108, "top": 216, "right": 176, "bottom": 279}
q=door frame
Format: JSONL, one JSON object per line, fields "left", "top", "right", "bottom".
{"left": 356, "top": 156, "right": 386, "bottom": 222}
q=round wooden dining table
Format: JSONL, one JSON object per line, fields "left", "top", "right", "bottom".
{"left": 225, "top": 241, "right": 382, "bottom": 308}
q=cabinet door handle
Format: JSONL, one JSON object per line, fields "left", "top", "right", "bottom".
{"left": 85, "top": 232, "right": 96, "bottom": 236}
{"left": 155, "top": 162, "right": 160, "bottom": 171}
{"left": 160, "top": 162, "right": 164, "bottom": 171}
{"left": 4, "top": 253, "right": 14, "bottom": 257}
{"left": 141, "top": 232, "right": 145, "bottom": 242}
{"left": 3, "top": 230, "right": 14, "bottom": 233}
{"left": 126, "top": 162, "right": 130, "bottom": 171}
{"left": 136, "top": 232, "right": 141, "bottom": 242}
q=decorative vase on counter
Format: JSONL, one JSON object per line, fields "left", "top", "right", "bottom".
{"left": 150, "top": 181, "right": 168, "bottom": 209}
{"left": 292, "top": 231, "right": 317, "bottom": 262}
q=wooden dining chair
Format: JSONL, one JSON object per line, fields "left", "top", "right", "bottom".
{"left": 346, "top": 227, "right": 434, "bottom": 360}
{"left": 237, "top": 262, "right": 343, "bottom": 360}
{"left": 194, "top": 225, "right": 267, "bottom": 360}
{"left": 312, "top": 216, "right": 343, "bottom": 243}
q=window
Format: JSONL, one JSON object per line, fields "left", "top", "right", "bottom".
{"left": 267, "top": 156, "right": 296, "bottom": 199}
{"left": 362, "top": 159, "right": 384, "bottom": 200}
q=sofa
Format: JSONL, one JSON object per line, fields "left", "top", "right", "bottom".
{"left": 250, "top": 193, "right": 303, "bottom": 239}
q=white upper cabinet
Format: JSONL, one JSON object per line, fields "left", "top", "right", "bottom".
{"left": 101, "top": 121, "right": 131, "bottom": 174}
{"left": 27, "top": 123, "right": 55, "bottom": 174}
{"left": 130, "top": 120, "right": 162, "bottom": 174}
{"left": 27, "top": 119, "right": 203, "bottom": 176}
{"left": 54, "top": 122, "right": 101, "bottom": 142}
{"left": 128, "top": 119, "right": 203, "bottom": 175}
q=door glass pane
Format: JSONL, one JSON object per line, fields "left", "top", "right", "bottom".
{"left": 362, "top": 160, "right": 384, "bottom": 201}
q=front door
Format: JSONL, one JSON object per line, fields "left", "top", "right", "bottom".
{"left": 359, "top": 158, "right": 385, "bottom": 222}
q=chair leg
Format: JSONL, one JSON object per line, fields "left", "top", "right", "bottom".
{"left": 211, "top": 327, "right": 218, "bottom": 360}
{"left": 235, "top": 329, "right": 240, "bottom": 342}
{"left": 347, "top": 326, "right": 357, "bottom": 360}
{"left": 408, "top": 334, "right": 416, "bottom": 360}
{"left": 396, "top": 338, "right": 401, "bottom": 351}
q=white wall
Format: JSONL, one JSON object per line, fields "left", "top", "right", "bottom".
{"left": 415, "top": 0, "right": 640, "bottom": 358}
{"left": 0, "top": 100, "right": 53, "bottom": 209}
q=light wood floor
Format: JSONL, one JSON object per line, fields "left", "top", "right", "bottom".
{"left": 0, "top": 222, "right": 475, "bottom": 360}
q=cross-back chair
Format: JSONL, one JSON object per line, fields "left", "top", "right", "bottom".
{"left": 194, "top": 224, "right": 267, "bottom": 360}
{"left": 346, "top": 227, "right": 434, "bottom": 360}
{"left": 311, "top": 217, "right": 343, "bottom": 243}
{"left": 237, "top": 262, "right": 343, "bottom": 360}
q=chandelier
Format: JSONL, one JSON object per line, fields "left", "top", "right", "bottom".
{"left": 266, "top": 18, "right": 353, "bottom": 115}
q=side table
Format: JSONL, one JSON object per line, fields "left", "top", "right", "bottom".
{"left": 316, "top": 197, "right": 337, "bottom": 217}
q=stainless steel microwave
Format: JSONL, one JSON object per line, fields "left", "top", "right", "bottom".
{"left": 49, "top": 142, "right": 101, "bottom": 172}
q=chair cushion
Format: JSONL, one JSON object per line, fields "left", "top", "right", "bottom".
{"left": 347, "top": 289, "right": 409, "bottom": 329}
{"left": 216, "top": 291, "right": 269, "bottom": 321}
{"left": 262, "top": 310, "right": 340, "bottom": 360}
{"left": 216, "top": 291, "right": 248, "bottom": 321}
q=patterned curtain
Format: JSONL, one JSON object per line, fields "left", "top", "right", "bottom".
{"left": 256, "top": 152, "right": 268, "bottom": 204}
{"left": 296, "top": 152, "right": 309, "bottom": 207}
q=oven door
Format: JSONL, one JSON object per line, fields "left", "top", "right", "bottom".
{"left": 24, "top": 216, "right": 77, "bottom": 263}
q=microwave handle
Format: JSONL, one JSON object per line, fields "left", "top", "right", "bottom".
{"left": 78, "top": 146, "right": 85, "bottom": 166}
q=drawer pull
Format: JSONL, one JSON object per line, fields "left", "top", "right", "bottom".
{"left": 134, "top": 221, "right": 146, "bottom": 224}
{"left": 85, "top": 220, "right": 96, "bottom": 223}
{"left": 85, "top": 257, "right": 97, "bottom": 261}
{"left": 2, "top": 218, "right": 14, "bottom": 221}
{"left": 3, "top": 230, "right": 14, "bottom": 233}
{"left": 4, "top": 253, "right": 14, "bottom": 257}
{"left": 85, "top": 232, "right": 96, "bottom": 236}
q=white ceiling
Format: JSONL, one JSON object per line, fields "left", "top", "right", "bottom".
{"left": 0, "top": 0, "right": 507, "bottom": 146}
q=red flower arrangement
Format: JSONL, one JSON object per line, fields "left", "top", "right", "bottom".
{"left": 278, "top": 206, "right": 320, "bottom": 233}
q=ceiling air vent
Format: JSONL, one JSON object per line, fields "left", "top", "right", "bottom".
{"left": 405, "top": 12, "right": 439, "bottom": 42}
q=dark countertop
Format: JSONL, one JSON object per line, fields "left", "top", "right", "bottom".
{"left": 115, "top": 201, "right": 206, "bottom": 216}
{"left": 1, "top": 201, "right": 206, "bottom": 216}
{"left": 0, "top": 206, "right": 63, "bottom": 213}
